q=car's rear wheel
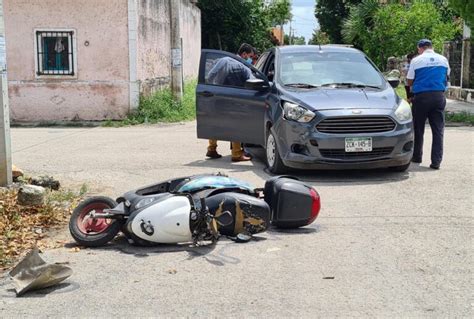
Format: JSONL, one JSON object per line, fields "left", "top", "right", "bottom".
{"left": 390, "top": 162, "right": 411, "bottom": 172}
{"left": 266, "top": 130, "right": 287, "bottom": 174}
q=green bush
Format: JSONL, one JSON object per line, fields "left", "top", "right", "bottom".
{"left": 342, "top": 1, "right": 462, "bottom": 69}
{"left": 395, "top": 85, "right": 407, "bottom": 100}
{"left": 103, "top": 80, "right": 197, "bottom": 127}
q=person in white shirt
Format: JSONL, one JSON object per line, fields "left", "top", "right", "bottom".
{"left": 406, "top": 39, "right": 450, "bottom": 169}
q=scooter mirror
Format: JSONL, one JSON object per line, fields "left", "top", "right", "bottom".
{"left": 236, "top": 233, "right": 252, "bottom": 243}
{"left": 215, "top": 211, "right": 233, "bottom": 227}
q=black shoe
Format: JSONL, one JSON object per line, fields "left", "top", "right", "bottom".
{"left": 206, "top": 150, "right": 222, "bottom": 159}
{"left": 429, "top": 164, "right": 440, "bottom": 170}
{"left": 411, "top": 158, "right": 422, "bottom": 163}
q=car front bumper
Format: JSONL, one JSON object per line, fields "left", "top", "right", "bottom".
{"left": 273, "top": 109, "right": 414, "bottom": 170}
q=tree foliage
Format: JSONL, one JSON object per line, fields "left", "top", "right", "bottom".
{"left": 448, "top": 0, "right": 474, "bottom": 27}
{"left": 266, "top": 0, "right": 293, "bottom": 26}
{"left": 198, "top": 0, "right": 291, "bottom": 53}
{"left": 284, "top": 34, "right": 306, "bottom": 45}
{"left": 308, "top": 29, "right": 331, "bottom": 45}
{"left": 342, "top": 0, "right": 462, "bottom": 68}
{"left": 315, "top": 0, "right": 362, "bottom": 44}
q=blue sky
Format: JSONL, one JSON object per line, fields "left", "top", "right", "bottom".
{"left": 283, "top": 0, "right": 319, "bottom": 43}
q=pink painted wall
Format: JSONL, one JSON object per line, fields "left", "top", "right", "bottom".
{"left": 180, "top": 0, "right": 201, "bottom": 79}
{"left": 135, "top": 0, "right": 200, "bottom": 96}
{"left": 136, "top": 0, "right": 171, "bottom": 81}
{"left": 4, "top": 0, "right": 130, "bottom": 122}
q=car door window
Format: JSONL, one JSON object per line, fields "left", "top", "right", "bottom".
{"left": 255, "top": 51, "right": 269, "bottom": 71}
{"left": 263, "top": 55, "right": 275, "bottom": 82}
{"left": 203, "top": 53, "right": 255, "bottom": 89}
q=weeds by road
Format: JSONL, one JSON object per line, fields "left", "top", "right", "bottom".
{"left": 104, "top": 80, "right": 197, "bottom": 127}
{"left": 446, "top": 111, "right": 474, "bottom": 125}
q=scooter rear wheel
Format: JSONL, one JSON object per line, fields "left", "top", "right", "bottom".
{"left": 69, "top": 196, "right": 124, "bottom": 247}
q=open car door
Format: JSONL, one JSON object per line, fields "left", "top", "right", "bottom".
{"left": 196, "top": 49, "right": 269, "bottom": 145}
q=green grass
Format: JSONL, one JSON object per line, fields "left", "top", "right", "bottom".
{"left": 446, "top": 111, "right": 474, "bottom": 125}
{"left": 103, "top": 80, "right": 197, "bottom": 127}
{"left": 395, "top": 85, "right": 407, "bottom": 100}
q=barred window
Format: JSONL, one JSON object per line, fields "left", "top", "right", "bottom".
{"left": 36, "top": 31, "right": 74, "bottom": 76}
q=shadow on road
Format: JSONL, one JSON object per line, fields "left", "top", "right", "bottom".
{"left": 1, "top": 282, "right": 81, "bottom": 299}
{"left": 75, "top": 236, "right": 218, "bottom": 261}
{"left": 185, "top": 146, "right": 412, "bottom": 186}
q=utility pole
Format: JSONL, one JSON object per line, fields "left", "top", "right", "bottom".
{"left": 289, "top": 20, "right": 292, "bottom": 45}
{"left": 170, "top": 0, "right": 183, "bottom": 101}
{"left": 0, "top": 0, "right": 12, "bottom": 187}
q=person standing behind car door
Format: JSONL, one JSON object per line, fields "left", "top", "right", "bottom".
{"left": 407, "top": 39, "right": 450, "bottom": 170}
{"left": 205, "top": 43, "right": 256, "bottom": 162}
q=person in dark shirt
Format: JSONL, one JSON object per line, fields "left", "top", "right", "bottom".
{"left": 206, "top": 43, "right": 256, "bottom": 162}
{"left": 207, "top": 57, "right": 253, "bottom": 86}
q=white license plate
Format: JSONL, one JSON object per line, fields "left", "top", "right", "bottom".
{"left": 345, "top": 137, "right": 372, "bottom": 152}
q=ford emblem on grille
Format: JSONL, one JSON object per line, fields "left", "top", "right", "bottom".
{"left": 352, "top": 110, "right": 362, "bottom": 114}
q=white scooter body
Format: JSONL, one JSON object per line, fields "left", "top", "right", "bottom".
{"left": 130, "top": 196, "right": 193, "bottom": 243}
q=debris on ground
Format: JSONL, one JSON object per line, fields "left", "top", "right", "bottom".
{"left": 12, "top": 165, "right": 24, "bottom": 179}
{"left": 0, "top": 185, "right": 85, "bottom": 270}
{"left": 8, "top": 247, "right": 73, "bottom": 296}
{"left": 167, "top": 269, "right": 178, "bottom": 275}
{"left": 30, "top": 176, "right": 61, "bottom": 191}
{"left": 17, "top": 185, "right": 46, "bottom": 206}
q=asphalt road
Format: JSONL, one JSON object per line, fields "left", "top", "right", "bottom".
{"left": 1, "top": 122, "right": 473, "bottom": 318}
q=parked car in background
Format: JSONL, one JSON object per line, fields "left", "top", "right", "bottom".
{"left": 196, "top": 45, "right": 414, "bottom": 173}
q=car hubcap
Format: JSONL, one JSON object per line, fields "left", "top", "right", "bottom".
{"left": 267, "top": 134, "right": 276, "bottom": 167}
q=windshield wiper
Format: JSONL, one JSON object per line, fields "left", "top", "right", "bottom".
{"left": 285, "top": 83, "right": 319, "bottom": 89}
{"left": 321, "top": 82, "right": 381, "bottom": 89}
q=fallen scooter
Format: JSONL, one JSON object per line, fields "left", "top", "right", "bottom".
{"left": 69, "top": 174, "right": 321, "bottom": 247}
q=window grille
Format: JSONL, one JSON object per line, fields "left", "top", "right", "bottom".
{"left": 36, "top": 31, "right": 74, "bottom": 76}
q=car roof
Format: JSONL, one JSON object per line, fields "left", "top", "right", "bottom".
{"left": 275, "top": 45, "right": 362, "bottom": 54}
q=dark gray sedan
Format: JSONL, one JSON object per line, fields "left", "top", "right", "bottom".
{"left": 196, "top": 45, "right": 414, "bottom": 173}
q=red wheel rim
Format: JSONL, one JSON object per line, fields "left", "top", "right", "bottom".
{"left": 77, "top": 203, "right": 113, "bottom": 235}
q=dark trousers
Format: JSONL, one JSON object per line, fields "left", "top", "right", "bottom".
{"left": 412, "top": 91, "right": 446, "bottom": 165}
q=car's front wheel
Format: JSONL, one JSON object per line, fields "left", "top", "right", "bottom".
{"left": 266, "top": 130, "right": 287, "bottom": 174}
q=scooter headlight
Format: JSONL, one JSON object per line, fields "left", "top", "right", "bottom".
{"left": 283, "top": 102, "right": 315, "bottom": 123}
{"left": 394, "top": 99, "right": 412, "bottom": 123}
{"left": 135, "top": 197, "right": 156, "bottom": 209}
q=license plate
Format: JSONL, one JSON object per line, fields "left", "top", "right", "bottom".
{"left": 345, "top": 137, "right": 372, "bottom": 152}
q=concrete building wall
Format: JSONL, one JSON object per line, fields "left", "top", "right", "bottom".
{"left": 136, "top": 0, "right": 200, "bottom": 96}
{"left": 136, "top": 0, "right": 171, "bottom": 96}
{"left": 4, "top": 0, "right": 130, "bottom": 122}
{"left": 180, "top": 0, "right": 201, "bottom": 79}
{"left": 4, "top": 0, "right": 201, "bottom": 122}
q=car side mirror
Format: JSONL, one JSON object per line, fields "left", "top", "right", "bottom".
{"left": 267, "top": 70, "right": 275, "bottom": 82}
{"left": 245, "top": 78, "right": 269, "bottom": 91}
{"left": 387, "top": 78, "right": 400, "bottom": 88}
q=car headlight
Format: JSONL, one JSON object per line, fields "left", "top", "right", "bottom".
{"left": 283, "top": 102, "right": 315, "bottom": 123}
{"left": 394, "top": 99, "right": 412, "bottom": 122}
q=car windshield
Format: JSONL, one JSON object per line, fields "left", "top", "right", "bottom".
{"left": 279, "top": 51, "right": 384, "bottom": 89}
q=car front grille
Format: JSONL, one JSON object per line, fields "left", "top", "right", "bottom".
{"left": 316, "top": 116, "right": 396, "bottom": 134}
{"left": 319, "top": 147, "right": 394, "bottom": 160}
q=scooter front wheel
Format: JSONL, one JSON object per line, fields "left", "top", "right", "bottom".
{"left": 69, "top": 196, "right": 124, "bottom": 247}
